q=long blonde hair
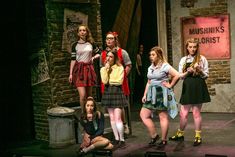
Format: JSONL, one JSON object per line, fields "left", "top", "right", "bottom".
{"left": 77, "top": 24, "right": 94, "bottom": 44}
{"left": 183, "top": 38, "right": 201, "bottom": 73}
{"left": 185, "top": 38, "right": 201, "bottom": 64}
{"left": 182, "top": 38, "right": 201, "bottom": 75}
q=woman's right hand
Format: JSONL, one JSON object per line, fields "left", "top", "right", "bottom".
{"left": 142, "top": 95, "right": 146, "bottom": 103}
{"left": 105, "top": 62, "right": 112, "bottom": 74}
{"left": 105, "top": 62, "right": 110, "bottom": 69}
{"left": 69, "top": 74, "right": 72, "bottom": 83}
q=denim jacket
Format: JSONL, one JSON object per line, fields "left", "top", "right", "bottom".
{"left": 146, "top": 81, "right": 178, "bottom": 119}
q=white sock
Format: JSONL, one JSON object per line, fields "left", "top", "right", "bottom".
{"left": 111, "top": 121, "right": 119, "bottom": 140}
{"left": 116, "top": 122, "right": 124, "bottom": 141}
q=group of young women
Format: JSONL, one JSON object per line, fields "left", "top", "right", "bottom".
{"left": 68, "top": 24, "right": 211, "bottom": 156}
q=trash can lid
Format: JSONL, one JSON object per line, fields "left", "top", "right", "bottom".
{"left": 47, "top": 106, "right": 75, "bottom": 116}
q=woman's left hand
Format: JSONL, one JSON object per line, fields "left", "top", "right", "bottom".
{"left": 195, "top": 64, "right": 202, "bottom": 72}
{"left": 162, "top": 81, "right": 171, "bottom": 88}
{"left": 142, "top": 95, "right": 147, "bottom": 103}
{"left": 80, "top": 132, "right": 91, "bottom": 148}
{"left": 91, "top": 56, "right": 95, "bottom": 63}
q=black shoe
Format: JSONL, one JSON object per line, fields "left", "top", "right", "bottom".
{"left": 157, "top": 140, "right": 167, "bottom": 147}
{"left": 118, "top": 141, "right": 126, "bottom": 149}
{"left": 169, "top": 135, "right": 184, "bottom": 141}
{"left": 148, "top": 134, "right": 160, "bottom": 145}
{"left": 91, "top": 149, "right": 112, "bottom": 156}
{"left": 76, "top": 149, "right": 85, "bottom": 157}
{"left": 193, "top": 137, "right": 202, "bottom": 146}
{"left": 112, "top": 140, "right": 120, "bottom": 151}
{"left": 112, "top": 139, "right": 119, "bottom": 146}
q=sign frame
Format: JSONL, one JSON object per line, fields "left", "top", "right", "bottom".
{"left": 181, "top": 14, "right": 231, "bottom": 60}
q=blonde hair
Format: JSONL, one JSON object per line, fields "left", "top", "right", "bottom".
{"left": 150, "top": 46, "right": 167, "bottom": 64}
{"left": 185, "top": 38, "right": 201, "bottom": 65}
{"left": 77, "top": 24, "right": 94, "bottom": 44}
{"left": 183, "top": 38, "right": 202, "bottom": 74}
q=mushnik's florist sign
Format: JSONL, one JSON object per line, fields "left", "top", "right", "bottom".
{"left": 181, "top": 14, "right": 230, "bottom": 59}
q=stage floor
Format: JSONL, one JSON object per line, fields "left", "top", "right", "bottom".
{"left": 3, "top": 112, "right": 235, "bottom": 157}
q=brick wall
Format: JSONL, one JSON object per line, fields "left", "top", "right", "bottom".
{"left": 171, "top": 0, "right": 235, "bottom": 112}
{"left": 168, "top": 0, "right": 230, "bottom": 85}
{"left": 32, "top": 0, "right": 102, "bottom": 140}
{"left": 207, "top": 60, "right": 231, "bottom": 95}
{"left": 166, "top": 0, "right": 173, "bottom": 65}
{"left": 186, "top": 0, "right": 230, "bottom": 96}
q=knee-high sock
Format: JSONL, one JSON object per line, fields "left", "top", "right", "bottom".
{"left": 116, "top": 122, "right": 124, "bottom": 141}
{"left": 111, "top": 121, "right": 119, "bottom": 141}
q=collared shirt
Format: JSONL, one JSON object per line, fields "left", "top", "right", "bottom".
{"left": 147, "top": 62, "right": 171, "bottom": 83}
{"left": 145, "top": 63, "right": 178, "bottom": 119}
{"left": 179, "top": 55, "right": 209, "bottom": 78}
{"left": 100, "top": 64, "right": 124, "bottom": 85}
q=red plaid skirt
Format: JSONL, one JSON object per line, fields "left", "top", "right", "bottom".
{"left": 72, "top": 61, "right": 97, "bottom": 87}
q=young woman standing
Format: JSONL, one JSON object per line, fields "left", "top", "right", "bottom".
{"left": 169, "top": 38, "right": 211, "bottom": 146}
{"left": 140, "top": 46, "right": 179, "bottom": 147}
{"left": 69, "top": 25, "right": 100, "bottom": 110}
{"left": 100, "top": 49, "right": 128, "bottom": 149}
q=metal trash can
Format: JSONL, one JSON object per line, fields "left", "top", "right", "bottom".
{"left": 70, "top": 106, "right": 82, "bottom": 144}
{"left": 47, "top": 106, "right": 76, "bottom": 148}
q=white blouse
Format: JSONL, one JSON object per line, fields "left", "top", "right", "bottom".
{"left": 179, "top": 55, "right": 209, "bottom": 78}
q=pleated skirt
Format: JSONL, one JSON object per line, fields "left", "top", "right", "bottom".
{"left": 101, "top": 85, "right": 128, "bottom": 108}
{"left": 180, "top": 76, "right": 211, "bottom": 105}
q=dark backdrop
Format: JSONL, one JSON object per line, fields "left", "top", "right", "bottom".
{"left": 1, "top": 0, "right": 35, "bottom": 151}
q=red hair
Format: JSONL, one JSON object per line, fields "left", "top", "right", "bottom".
{"left": 106, "top": 31, "right": 118, "bottom": 38}
{"left": 106, "top": 31, "right": 120, "bottom": 47}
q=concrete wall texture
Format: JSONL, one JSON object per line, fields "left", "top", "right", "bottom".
{"left": 171, "top": 0, "right": 235, "bottom": 113}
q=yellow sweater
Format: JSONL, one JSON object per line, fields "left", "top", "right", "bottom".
{"left": 100, "top": 64, "right": 124, "bottom": 85}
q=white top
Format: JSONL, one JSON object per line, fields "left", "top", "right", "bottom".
{"left": 75, "top": 42, "right": 93, "bottom": 63}
{"left": 179, "top": 55, "right": 209, "bottom": 78}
